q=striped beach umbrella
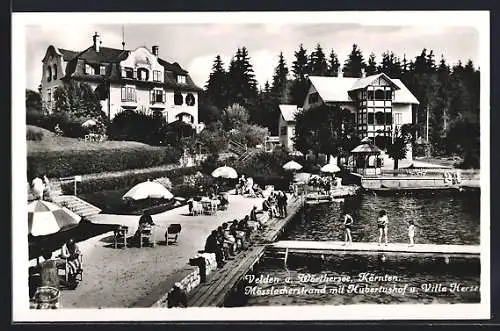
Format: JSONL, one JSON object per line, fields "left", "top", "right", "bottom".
{"left": 211, "top": 166, "right": 238, "bottom": 179}
{"left": 28, "top": 200, "right": 81, "bottom": 236}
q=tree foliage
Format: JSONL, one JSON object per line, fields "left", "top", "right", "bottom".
{"left": 308, "top": 43, "right": 328, "bottom": 76}
{"left": 327, "top": 50, "right": 341, "bottom": 77}
{"left": 205, "top": 55, "right": 228, "bottom": 110}
{"left": 342, "top": 44, "right": 366, "bottom": 78}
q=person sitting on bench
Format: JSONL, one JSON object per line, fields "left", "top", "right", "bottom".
{"left": 60, "top": 238, "right": 82, "bottom": 287}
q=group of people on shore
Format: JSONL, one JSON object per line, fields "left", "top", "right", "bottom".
{"left": 340, "top": 209, "right": 420, "bottom": 247}
{"left": 204, "top": 215, "right": 255, "bottom": 268}
{"left": 308, "top": 175, "right": 341, "bottom": 195}
{"left": 262, "top": 190, "right": 288, "bottom": 218}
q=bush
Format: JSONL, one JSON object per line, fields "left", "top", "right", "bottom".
{"left": 27, "top": 146, "right": 183, "bottom": 179}
{"left": 61, "top": 166, "right": 201, "bottom": 195}
{"left": 26, "top": 127, "right": 44, "bottom": 141}
{"left": 107, "top": 110, "right": 167, "bottom": 145}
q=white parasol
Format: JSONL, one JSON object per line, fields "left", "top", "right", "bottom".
{"left": 28, "top": 200, "right": 81, "bottom": 236}
{"left": 122, "top": 180, "right": 174, "bottom": 200}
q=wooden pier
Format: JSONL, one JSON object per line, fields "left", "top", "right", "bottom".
{"left": 187, "top": 195, "right": 305, "bottom": 307}
{"left": 269, "top": 240, "right": 480, "bottom": 260}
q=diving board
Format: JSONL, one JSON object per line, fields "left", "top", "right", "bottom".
{"left": 270, "top": 240, "right": 480, "bottom": 256}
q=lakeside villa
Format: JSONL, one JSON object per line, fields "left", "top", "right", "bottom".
{"left": 278, "top": 73, "right": 420, "bottom": 154}
{"left": 40, "top": 32, "right": 203, "bottom": 132}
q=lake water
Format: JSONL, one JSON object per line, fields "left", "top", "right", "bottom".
{"left": 228, "top": 189, "right": 481, "bottom": 306}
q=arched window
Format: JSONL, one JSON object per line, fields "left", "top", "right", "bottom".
{"left": 53, "top": 65, "right": 57, "bottom": 80}
{"left": 174, "top": 92, "right": 183, "bottom": 105}
{"left": 47, "top": 66, "right": 52, "bottom": 82}
{"left": 374, "top": 89, "right": 385, "bottom": 100}
{"left": 375, "top": 111, "right": 385, "bottom": 125}
{"left": 185, "top": 93, "right": 195, "bottom": 106}
{"left": 137, "top": 68, "right": 149, "bottom": 81}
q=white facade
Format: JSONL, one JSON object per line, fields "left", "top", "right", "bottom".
{"left": 40, "top": 36, "right": 201, "bottom": 132}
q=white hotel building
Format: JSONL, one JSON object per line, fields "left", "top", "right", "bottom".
{"left": 40, "top": 32, "right": 203, "bottom": 131}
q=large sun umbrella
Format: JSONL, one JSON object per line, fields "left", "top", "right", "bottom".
{"left": 28, "top": 200, "right": 81, "bottom": 237}
{"left": 211, "top": 166, "right": 238, "bottom": 179}
{"left": 320, "top": 163, "right": 341, "bottom": 173}
{"left": 81, "top": 119, "right": 97, "bottom": 127}
{"left": 122, "top": 180, "right": 174, "bottom": 200}
{"left": 283, "top": 160, "right": 303, "bottom": 171}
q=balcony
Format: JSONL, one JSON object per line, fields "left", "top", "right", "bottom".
{"left": 121, "top": 96, "right": 137, "bottom": 109}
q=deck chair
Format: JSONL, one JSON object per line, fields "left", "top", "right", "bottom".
{"left": 57, "top": 254, "right": 83, "bottom": 287}
{"left": 113, "top": 226, "right": 129, "bottom": 249}
{"left": 139, "top": 224, "right": 156, "bottom": 248}
{"left": 165, "top": 224, "right": 182, "bottom": 245}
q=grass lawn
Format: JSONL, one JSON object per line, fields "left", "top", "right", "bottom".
{"left": 27, "top": 125, "right": 162, "bottom": 154}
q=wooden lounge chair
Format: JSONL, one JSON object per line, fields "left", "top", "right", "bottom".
{"left": 113, "top": 225, "right": 129, "bottom": 249}
{"left": 139, "top": 224, "right": 156, "bottom": 248}
{"left": 165, "top": 224, "right": 182, "bottom": 245}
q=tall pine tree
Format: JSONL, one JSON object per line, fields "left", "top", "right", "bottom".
{"left": 271, "top": 52, "right": 290, "bottom": 103}
{"left": 342, "top": 44, "right": 366, "bottom": 78}
{"left": 308, "top": 43, "right": 328, "bottom": 76}
{"left": 205, "top": 55, "right": 228, "bottom": 110}
{"left": 366, "top": 52, "right": 378, "bottom": 76}
{"left": 227, "top": 47, "right": 258, "bottom": 108}
{"left": 379, "top": 51, "right": 402, "bottom": 78}
{"left": 326, "top": 49, "right": 340, "bottom": 77}
{"left": 290, "top": 44, "right": 310, "bottom": 106}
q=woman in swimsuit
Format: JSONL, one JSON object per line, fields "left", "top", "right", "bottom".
{"left": 342, "top": 211, "right": 354, "bottom": 245}
{"left": 377, "top": 210, "right": 389, "bottom": 246}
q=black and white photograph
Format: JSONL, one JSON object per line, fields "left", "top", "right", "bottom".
{"left": 12, "top": 11, "right": 489, "bottom": 321}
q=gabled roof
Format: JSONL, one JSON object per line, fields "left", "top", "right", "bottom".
{"left": 279, "top": 104, "right": 299, "bottom": 122}
{"left": 308, "top": 75, "right": 419, "bottom": 105}
{"left": 57, "top": 48, "right": 79, "bottom": 61}
{"left": 71, "top": 46, "right": 129, "bottom": 64}
{"left": 158, "top": 58, "right": 188, "bottom": 75}
{"left": 349, "top": 73, "right": 400, "bottom": 91}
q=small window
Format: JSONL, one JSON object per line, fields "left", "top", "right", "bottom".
{"left": 121, "top": 86, "right": 136, "bottom": 102}
{"left": 100, "top": 65, "right": 106, "bottom": 76}
{"left": 385, "top": 113, "right": 392, "bottom": 125}
{"left": 394, "top": 113, "right": 402, "bottom": 125}
{"left": 185, "top": 93, "right": 195, "bottom": 106}
{"left": 153, "top": 70, "right": 162, "bottom": 82}
{"left": 375, "top": 112, "right": 385, "bottom": 125}
{"left": 85, "top": 64, "right": 95, "bottom": 75}
{"left": 280, "top": 126, "right": 287, "bottom": 136}
{"left": 47, "top": 89, "right": 52, "bottom": 102}
{"left": 53, "top": 65, "right": 57, "bottom": 80}
{"left": 367, "top": 90, "right": 374, "bottom": 100}
{"left": 47, "top": 67, "right": 52, "bottom": 82}
{"left": 368, "top": 113, "right": 374, "bottom": 125}
{"left": 174, "top": 92, "right": 183, "bottom": 105}
{"left": 385, "top": 90, "right": 392, "bottom": 100}
{"left": 151, "top": 89, "right": 165, "bottom": 103}
{"left": 122, "top": 68, "right": 134, "bottom": 79}
{"left": 177, "top": 75, "right": 186, "bottom": 84}
{"left": 137, "top": 68, "right": 149, "bottom": 81}
{"left": 375, "top": 89, "right": 385, "bottom": 100}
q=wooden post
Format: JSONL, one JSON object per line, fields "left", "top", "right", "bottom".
{"left": 284, "top": 248, "right": 289, "bottom": 267}
{"left": 74, "top": 179, "right": 77, "bottom": 196}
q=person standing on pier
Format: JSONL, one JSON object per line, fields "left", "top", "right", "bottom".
{"left": 408, "top": 220, "right": 416, "bottom": 246}
{"left": 377, "top": 210, "right": 389, "bottom": 246}
{"left": 341, "top": 211, "right": 354, "bottom": 245}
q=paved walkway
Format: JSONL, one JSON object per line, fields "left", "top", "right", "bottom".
{"left": 57, "top": 193, "right": 265, "bottom": 308}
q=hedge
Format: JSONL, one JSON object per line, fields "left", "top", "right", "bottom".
{"left": 61, "top": 166, "right": 201, "bottom": 195}
{"left": 27, "top": 146, "right": 183, "bottom": 178}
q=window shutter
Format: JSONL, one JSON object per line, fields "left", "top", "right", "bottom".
{"left": 150, "top": 90, "right": 154, "bottom": 103}
{"left": 162, "top": 91, "right": 166, "bottom": 103}
{"left": 121, "top": 87, "right": 125, "bottom": 100}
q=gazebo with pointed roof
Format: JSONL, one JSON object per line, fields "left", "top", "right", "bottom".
{"left": 350, "top": 138, "right": 383, "bottom": 176}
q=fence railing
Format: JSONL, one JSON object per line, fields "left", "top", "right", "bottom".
{"left": 380, "top": 168, "right": 479, "bottom": 179}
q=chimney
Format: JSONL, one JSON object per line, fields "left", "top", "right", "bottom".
{"left": 152, "top": 45, "right": 159, "bottom": 57}
{"left": 93, "top": 32, "right": 101, "bottom": 52}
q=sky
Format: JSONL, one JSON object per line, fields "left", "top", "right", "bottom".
{"left": 24, "top": 17, "right": 481, "bottom": 92}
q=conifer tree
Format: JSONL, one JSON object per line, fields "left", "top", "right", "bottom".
{"left": 326, "top": 49, "right": 340, "bottom": 77}
{"left": 205, "top": 55, "right": 228, "bottom": 110}
{"left": 342, "top": 44, "right": 366, "bottom": 78}
{"left": 290, "top": 44, "right": 310, "bottom": 106}
{"left": 366, "top": 52, "right": 378, "bottom": 76}
{"left": 308, "top": 43, "right": 328, "bottom": 76}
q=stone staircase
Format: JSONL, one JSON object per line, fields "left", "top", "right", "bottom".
{"left": 52, "top": 195, "right": 102, "bottom": 218}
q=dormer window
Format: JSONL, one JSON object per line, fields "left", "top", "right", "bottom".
{"left": 177, "top": 75, "right": 186, "bottom": 84}
{"left": 84, "top": 64, "right": 95, "bottom": 75}
{"left": 122, "top": 67, "right": 134, "bottom": 79}
{"left": 137, "top": 68, "right": 149, "bottom": 81}
{"left": 100, "top": 65, "right": 106, "bottom": 76}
